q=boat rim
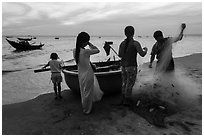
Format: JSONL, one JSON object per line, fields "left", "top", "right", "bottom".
{"left": 62, "top": 69, "right": 121, "bottom": 76}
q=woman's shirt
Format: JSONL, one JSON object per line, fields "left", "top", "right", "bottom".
{"left": 119, "top": 39, "right": 139, "bottom": 67}
{"left": 73, "top": 47, "right": 99, "bottom": 73}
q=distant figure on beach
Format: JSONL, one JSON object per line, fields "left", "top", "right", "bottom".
{"left": 149, "top": 23, "right": 186, "bottom": 72}
{"left": 73, "top": 32, "right": 103, "bottom": 114}
{"left": 118, "top": 26, "right": 148, "bottom": 105}
{"left": 42, "top": 53, "right": 63, "bottom": 100}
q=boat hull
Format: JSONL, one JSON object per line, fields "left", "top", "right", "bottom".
{"left": 62, "top": 61, "right": 122, "bottom": 95}
{"left": 17, "top": 37, "right": 32, "bottom": 41}
{"left": 6, "top": 38, "right": 44, "bottom": 51}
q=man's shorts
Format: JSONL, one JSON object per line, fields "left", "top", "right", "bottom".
{"left": 51, "top": 73, "right": 62, "bottom": 84}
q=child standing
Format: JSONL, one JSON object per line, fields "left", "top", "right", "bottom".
{"left": 42, "top": 53, "right": 63, "bottom": 100}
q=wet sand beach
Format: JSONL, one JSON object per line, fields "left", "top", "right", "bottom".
{"left": 2, "top": 53, "right": 202, "bottom": 135}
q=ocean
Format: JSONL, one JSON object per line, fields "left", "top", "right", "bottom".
{"left": 2, "top": 35, "right": 202, "bottom": 105}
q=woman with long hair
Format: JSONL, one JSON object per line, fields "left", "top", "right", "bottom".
{"left": 118, "top": 26, "right": 148, "bottom": 105}
{"left": 73, "top": 32, "right": 103, "bottom": 114}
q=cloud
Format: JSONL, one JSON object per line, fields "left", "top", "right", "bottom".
{"left": 61, "top": 3, "right": 169, "bottom": 25}
{"left": 2, "top": 3, "right": 27, "bottom": 16}
{"left": 3, "top": 3, "right": 171, "bottom": 26}
{"left": 2, "top": 2, "right": 202, "bottom": 35}
{"left": 2, "top": 2, "right": 42, "bottom": 27}
{"left": 62, "top": 9, "right": 121, "bottom": 25}
{"left": 62, "top": 2, "right": 201, "bottom": 26}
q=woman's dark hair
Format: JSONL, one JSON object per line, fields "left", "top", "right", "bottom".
{"left": 124, "top": 26, "right": 135, "bottom": 54}
{"left": 75, "top": 32, "right": 90, "bottom": 64}
{"left": 153, "top": 30, "right": 163, "bottom": 40}
{"left": 50, "top": 53, "right": 59, "bottom": 60}
{"left": 125, "top": 26, "right": 134, "bottom": 37}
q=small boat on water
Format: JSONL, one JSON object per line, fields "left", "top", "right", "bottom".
{"left": 17, "top": 37, "right": 32, "bottom": 41}
{"left": 6, "top": 38, "right": 44, "bottom": 51}
{"left": 62, "top": 60, "right": 122, "bottom": 95}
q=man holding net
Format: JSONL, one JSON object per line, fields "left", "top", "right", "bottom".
{"left": 149, "top": 23, "right": 186, "bottom": 73}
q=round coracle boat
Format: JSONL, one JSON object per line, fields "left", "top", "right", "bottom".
{"left": 62, "top": 60, "right": 122, "bottom": 95}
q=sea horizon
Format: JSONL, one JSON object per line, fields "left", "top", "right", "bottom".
{"left": 2, "top": 33, "right": 202, "bottom": 38}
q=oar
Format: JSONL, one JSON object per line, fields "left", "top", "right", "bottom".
{"left": 34, "top": 68, "right": 51, "bottom": 73}
{"left": 34, "top": 58, "right": 75, "bottom": 73}
{"left": 34, "top": 66, "right": 70, "bottom": 73}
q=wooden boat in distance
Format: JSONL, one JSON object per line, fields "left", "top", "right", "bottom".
{"left": 17, "top": 37, "right": 32, "bottom": 41}
{"left": 62, "top": 60, "right": 122, "bottom": 95}
{"left": 6, "top": 38, "right": 44, "bottom": 51}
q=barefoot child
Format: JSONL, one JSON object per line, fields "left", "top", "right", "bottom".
{"left": 42, "top": 53, "right": 63, "bottom": 100}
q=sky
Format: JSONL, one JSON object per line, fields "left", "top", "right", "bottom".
{"left": 2, "top": 2, "right": 202, "bottom": 36}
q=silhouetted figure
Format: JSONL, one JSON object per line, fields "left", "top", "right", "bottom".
{"left": 73, "top": 32, "right": 103, "bottom": 114}
{"left": 118, "top": 26, "right": 148, "bottom": 105}
{"left": 149, "top": 23, "right": 186, "bottom": 73}
{"left": 42, "top": 53, "right": 63, "bottom": 100}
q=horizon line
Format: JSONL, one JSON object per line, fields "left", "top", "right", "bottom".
{"left": 2, "top": 34, "right": 202, "bottom": 37}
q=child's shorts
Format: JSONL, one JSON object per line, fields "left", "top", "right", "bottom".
{"left": 51, "top": 73, "right": 62, "bottom": 84}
